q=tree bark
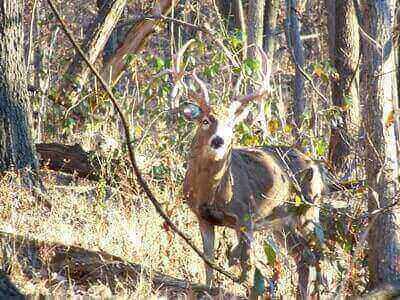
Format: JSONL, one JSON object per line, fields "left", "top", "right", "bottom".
{"left": 360, "top": 0, "right": 400, "bottom": 287}
{"left": 0, "top": 0, "right": 39, "bottom": 177}
{"left": 324, "top": 0, "right": 335, "bottom": 65}
{"left": 216, "top": 0, "right": 246, "bottom": 35}
{"left": 263, "top": 0, "right": 279, "bottom": 56}
{"left": 263, "top": 0, "right": 281, "bottom": 124}
{"left": 327, "top": 0, "right": 361, "bottom": 173}
{"left": 247, "top": 0, "right": 267, "bottom": 136}
{"left": 285, "top": 0, "right": 306, "bottom": 135}
{"left": 58, "top": 0, "right": 127, "bottom": 106}
{"left": 101, "top": 0, "right": 178, "bottom": 86}
{"left": 247, "top": 0, "right": 265, "bottom": 66}
{"left": 397, "top": 10, "right": 400, "bottom": 112}
{"left": 0, "top": 271, "right": 24, "bottom": 300}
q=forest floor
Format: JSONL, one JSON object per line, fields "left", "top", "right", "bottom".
{"left": 0, "top": 146, "right": 363, "bottom": 298}
{"left": 0, "top": 167, "right": 273, "bottom": 298}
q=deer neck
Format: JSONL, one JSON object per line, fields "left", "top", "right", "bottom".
{"left": 184, "top": 145, "right": 233, "bottom": 210}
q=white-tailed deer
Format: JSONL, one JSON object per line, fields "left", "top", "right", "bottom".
{"left": 181, "top": 72, "right": 352, "bottom": 295}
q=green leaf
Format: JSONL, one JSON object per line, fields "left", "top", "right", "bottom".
{"left": 343, "top": 240, "right": 352, "bottom": 253}
{"left": 343, "top": 95, "right": 353, "bottom": 107}
{"left": 315, "top": 139, "right": 328, "bottom": 156}
{"left": 63, "top": 117, "right": 76, "bottom": 129}
{"left": 263, "top": 241, "right": 276, "bottom": 266}
{"left": 243, "top": 213, "right": 251, "bottom": 222}
{"left": 232, "top": 66, "right": 241, "bottom": 74}
{"left": 243, "top": 58, "right": 260, "bottom": 75}
{"left": 252, "top": 267, "right": 266, "bottom": 296}
{"left": 230, "top": 35, "right": 242, "bottom": 50}
{"left": 205, "top": 63, "right": 220, "bottom": 78}
{"left": 154, "top": 57, "right": 165, "bottom": 71}
{"left": 294, "top": 194, "right": 302, "bottom": 206}
{"left": 124, "top": 53, "right": 136, "bottom": 65}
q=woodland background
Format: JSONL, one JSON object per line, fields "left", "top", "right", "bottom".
{"left": 0, "top": 0, "right": 400, "bottom": 298}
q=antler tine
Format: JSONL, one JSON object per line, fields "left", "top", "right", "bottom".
{"left": 174, "top": 39, "right": 195, "bottom": 74}
{"left": 230, "top": 47, "right": 272, "bottom": 118}
{"left": 169, "top": 39, "right": 195, "bottom": 102}
{"left": 232, "top": 83, "right": 269, "bottom": 118}
{"left": 235, "top": 89, "right": 269, "bottom": 108}
{"left": 192, "top": 69, "right": 210, "bottom": 106}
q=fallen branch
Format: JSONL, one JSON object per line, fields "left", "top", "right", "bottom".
{"left": 46, "top": 0, "right": 242, "bottom": 284}
{"left": 36, "top": 143, "right": 103, "bottom": 181}
{"left": 0, "top": 232, "right": 235, "bottom": 298}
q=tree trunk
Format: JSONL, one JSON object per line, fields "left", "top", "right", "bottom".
{"left": 216, "top": 0, "right": 246, "bottom": 35}
{"left": 247, "top": 0, "right": 267, "bottom": 136}
{"left": 263, "top": 0, "right": 279, "bottom": 56}
{"left": 397, "top": 6, "right": 400, "bottom": 113}
{"left": 0, "top": 0, "right": 38, "bottom": 178}
{"left": 327, "top": 0, "right": 360, "bottom": 174}
{"left": 58, "top": 0, "right": 127, "bottom": 106}
{"left": 285, "top": 0, "right": 306, "bottom": 136}
{"left": 101, "top": 0, "right": 178, "bottom": 86}
{"left": 324, "top": 0, "right": 335, "bottom": 65}
{"left": 247, "top": 0, "right": 265, "bottom": 67}
{"left": 0, "top": 271, "right": 24, "bottom": 300}
{"left": 360, "top": 0, "right": 400, "bottom": 287}
{"left": 98, "top": 0, "right": 127, "bottom": 63}
{"left": 263, "top": 0, "right": 281, "bottom": 124}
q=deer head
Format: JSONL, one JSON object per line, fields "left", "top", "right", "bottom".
{"left": 182, "top": 70, "right": 268, "bottom": 162}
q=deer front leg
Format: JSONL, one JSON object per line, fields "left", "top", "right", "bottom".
{"left": 199, "top": 221, "right": 215, "bottom": 287}
{"left": 229, "top": 228, "right": 253, "bottom": 283}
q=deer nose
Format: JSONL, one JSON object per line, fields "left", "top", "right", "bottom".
{"left": 210, "top": 136, "right": 224, "bottom": 149}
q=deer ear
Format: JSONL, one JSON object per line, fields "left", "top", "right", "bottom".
{"left": 182, "top": 102, "right": 203, "bottom": 121}
{"left": 227, "top": 101, "right": 250, "bottom": 126}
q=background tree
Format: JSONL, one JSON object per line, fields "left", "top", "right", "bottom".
{"left": 216, "top": 0, "right": 245, "bottom": 34}
{"left": 285, "top": 0, "right": 305, "bottom": 140}
{"left": 58, "top": 0, "right": 127, "bottom": 106}
{"left": 0, "top": 0, "right": 38, "bottom": 183}
{"left": 360, "top": 0, "right": 400, "bottom": 287}
{"left": 263, "top": 0, "right": 281, "bottom": 124}
{"left": 247, "top": 0, "right": 267, "bottom": 135}
{"left": 326, "top": 0, "right": 361, "bottom": 174}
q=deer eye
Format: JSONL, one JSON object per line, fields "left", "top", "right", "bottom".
{"left": 201, "top": 119, "right": 210, "bottom": 129}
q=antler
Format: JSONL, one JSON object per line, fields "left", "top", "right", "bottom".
{"left": 169, "top": 39, "right": 195, "bottom": 100}
{"left": 230, "top": 47, "right": 272, "bottom": 119}
{"left": 232, "top": 90, "right": 269, "bottom": 118}
{"left": 189, "top": 69, "right": 211, "bottom": 114}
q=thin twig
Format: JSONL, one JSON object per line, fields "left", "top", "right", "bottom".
{"left": 46, "top": 0, "right": 242, "bottom": 285}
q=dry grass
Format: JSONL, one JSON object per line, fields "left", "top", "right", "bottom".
{"left": 0, "top": 125, "right": 313, "bottom": 298}
{"left": 0, "top": 133, "right": 367, "bottom": 298}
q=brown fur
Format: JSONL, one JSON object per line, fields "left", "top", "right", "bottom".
{"left": 182, "top": 107, "right": 336, "bottom": 294}
{"left": 181, "top": 84, "right": 347, "bottom": 294}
